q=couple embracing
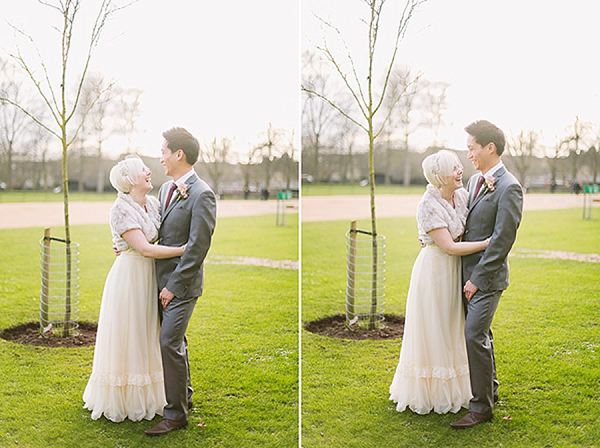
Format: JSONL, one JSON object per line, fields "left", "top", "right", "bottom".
{"left": 83, "top": 127, "right": 217, "bottom": 436}
{"left": 389, "top": 120, "right": 524, "bottom": 428}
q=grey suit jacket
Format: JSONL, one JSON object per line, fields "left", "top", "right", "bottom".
{"left": 462, "top": 166, "right": 523, "bottom": 292}
{"left": 155, "top": 174, "right": 216, "bottom": 300}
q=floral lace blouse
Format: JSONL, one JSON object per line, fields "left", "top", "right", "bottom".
{"left": 110, "top": 192, "right": 161, "bottom": 251}
{"left": 417, "top": 184, "right": 468, "bottom": 245}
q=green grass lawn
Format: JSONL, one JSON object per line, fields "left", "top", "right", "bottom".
{"left": 0, "top": 190, "right": 118, "bottom": 203}
{"left": 301, "top": 183, "right": 426, "bottom": 196}
{"left": 0, "top": 214, "right": 298, "bottom": 447}
{"left": 300, "top": 183, "right": 580, "bottom": 197}
{"left": 302, "top": 208, "right": 600, "bottom": 447}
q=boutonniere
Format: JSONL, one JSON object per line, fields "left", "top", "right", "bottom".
{"left": 175, "top": 183, "right": 189, "bottom": 201}
{"left": 481, "top": 175, "right": 496, "bottom": 195}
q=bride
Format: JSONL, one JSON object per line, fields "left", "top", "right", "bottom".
{"left": 83, "top": 156, "right": 185, "bottom": 422}
{"left": 389, "top": 150, "right": 489, "bottom": 415}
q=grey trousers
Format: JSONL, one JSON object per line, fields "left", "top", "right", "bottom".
{"left": 464, "top": 289, "right": 502, "bottom": 415}
{"left": 159, "top": 297, "right": 198, "bottom": 422}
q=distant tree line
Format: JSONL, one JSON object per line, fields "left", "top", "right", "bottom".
{"left": 0, "top": 54, "right": 297, "bottom": 194}
{"left": 302, "top": 49, "right": 600, "bottom": 189}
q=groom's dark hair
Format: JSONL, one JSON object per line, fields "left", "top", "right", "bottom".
{"left": 465, "top": 120, "right": 506, "bottom": 156}
{"left": 162, "top": 127, "right": 200, "bottom": 165}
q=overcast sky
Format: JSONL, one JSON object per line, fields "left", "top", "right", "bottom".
{"left": 1, "top": 0, "right": 299, "bottom": 157}
{"left": 302, "top": 0, "right": 600, "bottom": 152}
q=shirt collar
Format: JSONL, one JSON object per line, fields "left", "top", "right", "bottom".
{"left": 174, "top": 168, "right": 196, "bottom": 187}
{"left": 481, "top": 161, "right": 504, "bottom": 179}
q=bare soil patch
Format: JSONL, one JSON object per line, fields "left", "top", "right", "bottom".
{"left": 0, "top": 321, "right": 97, "bottom": 347}
{"left": 304, "top": 313, "right": 405, "bottom": 340}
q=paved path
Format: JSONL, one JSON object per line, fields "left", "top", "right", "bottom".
{"left": 0, "top": 193, "right": 592, "bottom": 229}
{"left": 301, "top": 193, "right": 592, "bottom": 222}
{"left": 0, "top": 199, "right": 298, "bottom": 229}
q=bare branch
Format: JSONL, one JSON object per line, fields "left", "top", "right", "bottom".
{"left": 7, "top": 23, "right": 61, "bottom": 117}
{"left": 315, "top": 14, "right": 368, "bottom": 111}
{"left": 67, "top": 79, "right": 117, "bottom": 146}
{"left": 302, "top": 86, "right": 366, "bottom": 132}
{"left": 0, "top": 97, "right": 59, "bottom": 139}
{"left": 373, "top": 0, "right": 424, "bottom": 116}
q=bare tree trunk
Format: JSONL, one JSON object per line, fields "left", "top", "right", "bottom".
{"left": 403, "top": 133, "right": 411, "bottom": 186}
{"left": 7, "top": 143, "right": 13, "bottom": 190}
{"left": 61, "top": 134, "right": 72, "bottom": 337}
{"left": 96, "top": 147, "right": 104, "bottom": 193}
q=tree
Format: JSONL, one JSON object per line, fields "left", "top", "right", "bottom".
{"left": 421, "top": 80, "right": 450, "bottom": 148}
{"left": 73, "top": 72, "right": 113, "bottom": 192}
{"left": 29, "top": 119, "right": 53, "bottom": 190}
{"left": 302, "top": 50, "right": 343, "bottom": 182}
{"left": 587, "top": 124, "right": 600, "bottom": 184}
{"left": 563, "top": 116, "right": 590, "bottom": 181}
{"left": 238, "top": 144, "right": 262, "bottom": 194}
{"left": 386, "top": 65, "right": 423, "bottom": 186}
{"left": 201, "top": 136, "right": 232, "bottom": 194}
{"left": 254, "top": 122, "right": 283, "bottom": 191}
{"left": 336, "top": 113, "right": 359, "bottom": 183}
{"left": 281, "top": 129, "right": 298, "bottom": 190}
{"left": 302, "top": 0, "right": 425, "bottom": 328}
{"left": 113, "top": 86, "right": 143, "bottom": 153}
{"left": 0, "top": 0, "right": 126, "bottom": 336}
{"left": 0, "top": 58, "right": 32, "bottom": 190}
{"left": 587, "top": 145, "right": 599, "bottom": 184}
{"left": 507, "top": 129, "right": 539, "bottom": 187}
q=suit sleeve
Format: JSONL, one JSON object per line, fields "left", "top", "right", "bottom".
{"left": 469, "top": 182, "right": 523, "bottom": 291}
{"left": 165, "top": 188, "right": 217, "bottom": 298}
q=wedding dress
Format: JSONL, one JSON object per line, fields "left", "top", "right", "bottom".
{"left": 389, "top": 185, "right": 472, "bottom": 414}
{"left": 83, "top": 193, "right": 166, "bottom": 422}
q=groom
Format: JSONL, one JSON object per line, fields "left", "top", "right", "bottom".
{"left": 451, "top": 120, "right": 523, "bottom": 429}
{"left": 145, "top": 127, "right": 217, "bottom": 436}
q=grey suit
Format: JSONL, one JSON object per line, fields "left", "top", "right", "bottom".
{"left": 462, "top": 166, "right": 523, "bottom": 415}
{"left": 156, "top": 173, "right": 216, "bottom": 422}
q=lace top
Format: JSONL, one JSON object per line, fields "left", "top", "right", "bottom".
{"left": 110, "top": 192, "right": 161, "bottom": 251}
{"left": 417, "top": 184, "right": 468, "bottom": 245}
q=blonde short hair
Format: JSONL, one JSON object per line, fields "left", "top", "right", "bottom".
{"left": 109, "top": 155, "right": 145, "bottom": 193}
{"left": 422, "top": 150, "right": 462, "bottom": 188}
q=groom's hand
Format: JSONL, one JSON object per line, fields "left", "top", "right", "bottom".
{"left": 160, "top": 288, "right": 175, "bottom": 308}
{"left": 463, "top": 280, "right": 478, "bottom": 301}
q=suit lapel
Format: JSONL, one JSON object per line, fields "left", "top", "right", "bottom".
{"left": 161, "top": 174, "right": 199, "bottom": 222}
{"left": 467, "top": 167, "right": 507, "bottom": 215}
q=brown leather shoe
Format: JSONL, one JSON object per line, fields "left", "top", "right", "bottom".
{"left": 144, "top": 419, "right": 187, "bottom": 436}
{"left": 450, "top": 411, "right": 493, "bottom": 429}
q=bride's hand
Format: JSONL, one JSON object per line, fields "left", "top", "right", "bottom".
{"left": 485, "top": 237, "right": 491, "bottom": 247}
{"left": 180, "top": 243, "right": 187, "bottom": 255}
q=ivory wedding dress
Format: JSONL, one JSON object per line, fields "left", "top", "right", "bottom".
{"left": 83, "top": 193, "right": 167, "bottom": 422}
{"left": 389, "top": 185, "right": 472, "bottom": 414}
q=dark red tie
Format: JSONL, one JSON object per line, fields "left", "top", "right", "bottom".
{"left": 165, "top": 183, "right": 177, "bottom": 209}
{"left": 473, "top": 176, "right": 485, "bottom": 198}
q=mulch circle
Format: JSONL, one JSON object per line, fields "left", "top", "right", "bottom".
{"left": 0, "top": 321, "right": 97, "bottom": 347}
{"left": 304, "top": 313, "right": 405, "bottom": 340}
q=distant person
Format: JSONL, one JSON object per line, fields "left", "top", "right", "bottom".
{"left": 83, "top": 156, "right": 186, "bottom": 422}
{"left": 389, "top": 150, "right": 490, "bottom": 415}
{"left": 451, "top": 120, "right": 523, "bottom": 429}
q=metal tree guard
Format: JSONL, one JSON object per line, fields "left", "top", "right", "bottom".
{"left": 39, "top": 227, "right": 80, "bottom": 337}
{"left": 346, "top": 221, "right": 386, "bottom": 330}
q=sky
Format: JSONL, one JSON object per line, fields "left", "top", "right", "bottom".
{"left": 302, "top": 0, "right": 600, "bottom": 152}
{"left": 1, "top": 0, "right": 299, "bottom": 158}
